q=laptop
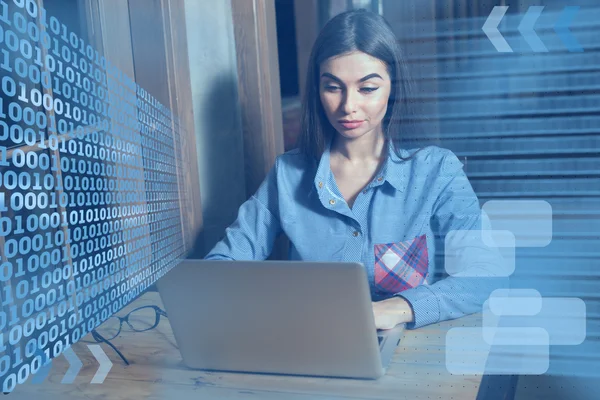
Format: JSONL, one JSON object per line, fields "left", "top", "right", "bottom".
{"left": 157, "top": 259, "right": 406, "bottom": 379}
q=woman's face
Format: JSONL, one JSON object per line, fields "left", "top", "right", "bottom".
{"left": 319, "top": 50, "right": 392, "bottom": 141}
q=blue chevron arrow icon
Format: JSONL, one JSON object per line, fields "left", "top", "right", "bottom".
{"left": 519, "top": 6, "right": 548, "bottom": 52}
{"left": 31, "top": 351, "right": 52, "bottom": 384}
{"left": 555, "top": 6, "right": 583, "bottom": 52}
{"left": 88, "top": 345, "right": 113, "bottom": 384}
{"left": 61, "top": 347, "right": 82, "bottom": 384}
{"left": 483, "top": 6, "right": 512, "bottom": 52}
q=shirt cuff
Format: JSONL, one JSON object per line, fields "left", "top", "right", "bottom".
{"left": 203, "top": 254, "right": 233, "bottom": 260}
{"left": 394, "top": 285, "right": 440, "bottom": 329}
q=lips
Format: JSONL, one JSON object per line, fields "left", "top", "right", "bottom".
{"left": 338, "top": 120, "right": 364, "bottom": 129}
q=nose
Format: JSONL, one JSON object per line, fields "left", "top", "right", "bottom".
{"left": 341, "top": 90, "right": 359, "bottom": 116}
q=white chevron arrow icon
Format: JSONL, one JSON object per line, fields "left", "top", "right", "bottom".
{"left": 518, "top": 6, "right": 548, "bottom": 52}
{"left": 483, "top": 6, "right": 513, "bottom": 52}
{"left": 88, "top": 345, "right": 113, "bottom": 384}
{"left": 61, "top": 347, "right": 82, "bottom": 384}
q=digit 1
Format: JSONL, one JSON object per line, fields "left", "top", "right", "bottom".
{"left": 0, "top": 1, "right": 10, "bottom": 25}
{"left": 1, "top": 286, "right": 13, "bottom": 307}
{"left": 13, "top": 258, "right": 25, "bottom": 279}
{"left": 0, "top": 146, "right": 8, "bottom": 167}
{"left": 12, "top": 346, "right": 22, "bottom": 369}
{"left": 0, "top": 49, "right": 11, "bottom": 74}
{"left": 39, "top": 5, "right": 49, "bottom": 28}
{"left": 0, "top": 192, "right": 7, "bottom": 212}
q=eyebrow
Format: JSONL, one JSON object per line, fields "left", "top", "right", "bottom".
{"left": 320, "top": 72, "right": 383, "bottom": 84}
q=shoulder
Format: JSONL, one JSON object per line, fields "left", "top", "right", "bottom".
{"left": 410, "top": 145, "right": 459, "bottom": 163}
{"left": 274, "top": 147, "right": 314, "bottom": 173}
{"left": 259, "top": 148, "right": 315, "bottom": 194}
{"left": 395, "top": 145, "right": 463, "bottom": 174}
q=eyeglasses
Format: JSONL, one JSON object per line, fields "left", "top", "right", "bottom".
{"left": 84, "top": 305, "right": 168, "bottom": 365}
{"left": 95, "top": 305, "right": 168, "bottom": 340}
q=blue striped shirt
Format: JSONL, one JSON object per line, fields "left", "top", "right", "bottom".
{"left": 205, "top": 138, "right": 509, "bottom": 329}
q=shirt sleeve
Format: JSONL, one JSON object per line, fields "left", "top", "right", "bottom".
{"left": 394, "top": 151, "right": 510, "bottom": 329}
{"left": 203, "top": 157, "right": 283, "bottom": 261}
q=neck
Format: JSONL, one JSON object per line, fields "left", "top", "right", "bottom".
{"left": 330, "top": 128, "right": 387, "bottom": 164}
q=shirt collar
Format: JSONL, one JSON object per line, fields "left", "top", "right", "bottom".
{"left": 313, "top": 136, "right": 333, "bottom": 194}
{"left": 313, "top": 137, "right": 408, "bottom": 194}
{"left": 383, "top": 140, "right": 410, "bottom": 192}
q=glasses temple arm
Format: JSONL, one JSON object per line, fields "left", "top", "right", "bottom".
{"left": 92, "top": 330, "right": 131, "bottom": 366}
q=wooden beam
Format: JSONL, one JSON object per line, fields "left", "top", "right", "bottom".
{"left": 231, "top": 0, "right": 285, "bottom": 198}
{"left": 231, "top": 0, "right": 287, "bottom": 260}
{"left": 161, "top": 0, "right": 203, "bottom": 252}
{"left": 293, "top": 0, "right": 319, "bottom": 105}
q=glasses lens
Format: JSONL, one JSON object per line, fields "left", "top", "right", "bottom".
{"left": 95, "top": 316, "right": 121, "bottom": 340}
{"left": 127, "top": 307, "right": 158, "bottom": 332}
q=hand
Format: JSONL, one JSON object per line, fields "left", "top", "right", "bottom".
{"left": 372, "top": 297, "right": 414, "bottom": 330}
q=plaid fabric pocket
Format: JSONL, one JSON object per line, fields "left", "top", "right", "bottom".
{"left": 374, "top": 234, "right": 429, "bottom": 294}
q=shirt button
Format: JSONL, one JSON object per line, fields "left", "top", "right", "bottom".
{"left": 377, "top": 177, "right": 383, "bottom": 182}
{"left": 318, "top": 182, "right": 323, "bottom": 188}
{"left": 352, "top": 231, "right": 360, "bottom": 237}
{"left": 362, "top": 189, "right": 367, "bottom": 194}
{"left": 329, "top": 199, "right": 335, "bottom": 205}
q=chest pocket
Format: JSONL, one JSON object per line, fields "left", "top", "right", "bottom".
{"left": 373, "top": 234, "right": 429, "bottom": 295}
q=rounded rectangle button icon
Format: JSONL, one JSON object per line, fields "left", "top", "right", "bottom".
{"left": 482, "top": 200, "right": 552, "bottom": 247}
{"left": 489, "top": 296, "right": 543, "bottom": 316}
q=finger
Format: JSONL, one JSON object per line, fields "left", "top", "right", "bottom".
{"left": 374, "top": 316, "right": 394, "bottom": 330}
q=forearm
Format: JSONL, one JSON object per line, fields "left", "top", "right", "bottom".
{"left": 396, "top": 274, "right": 509, "bottom": 329}
{"left": 204, "top": 195, "right": 281, "bottom": 261}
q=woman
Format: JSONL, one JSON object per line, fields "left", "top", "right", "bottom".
{"left": 205, "top": 9, "right": 508, "bottom": 330}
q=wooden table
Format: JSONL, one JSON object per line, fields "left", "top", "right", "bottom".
{"left": 10, "top": 292, "right": 486, "bottom": 399}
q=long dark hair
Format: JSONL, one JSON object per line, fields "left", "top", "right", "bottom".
{"left": 296, "top": 9, "right": 420, "bottom": 162}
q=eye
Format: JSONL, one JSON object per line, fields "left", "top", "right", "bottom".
{"left": 324, "top": 85, "right": 341, "bottom": 92}
{"left": 361, "top": 87, "right": 379, "bottom": 93}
